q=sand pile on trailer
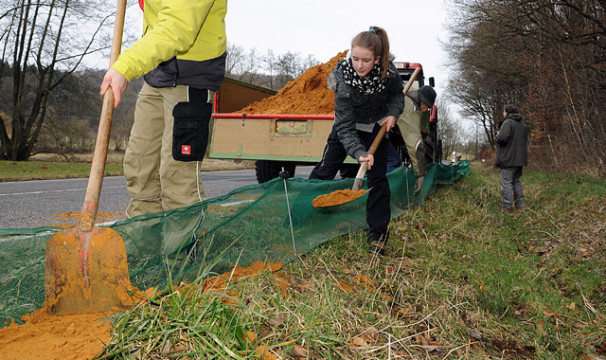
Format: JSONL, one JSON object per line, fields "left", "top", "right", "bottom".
{"left": 237, "top": 51, "right": 348, "bottom": 115}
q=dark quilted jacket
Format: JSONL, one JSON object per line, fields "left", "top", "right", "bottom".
{"left": 495, "top": 113, "right": 529, "bottom": 168}
{"left": 331, "top": 60, "right": 404, "bottom": 161}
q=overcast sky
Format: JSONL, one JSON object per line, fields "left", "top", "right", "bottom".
{"left": 110, "top": 0, "right": 452, "bottom": 93}
{"left": 224, "top": 0, "right": 453, "bottom": 92}
{"left": 222, "top": 0, "right": 470, "bottom": 131}
{"left": 98, "top": 0, "right": 465, "bottom": 129}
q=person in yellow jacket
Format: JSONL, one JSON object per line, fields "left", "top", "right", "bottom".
{"left": 100, "top": 0, "right": 227, "bottom": 219}
{"left": 396, "top": 85, "right": 436, "bottom": 195}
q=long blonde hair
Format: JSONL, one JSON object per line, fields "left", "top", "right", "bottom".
{"left": 351, "top": 26, "right": 391, "bottom": 79}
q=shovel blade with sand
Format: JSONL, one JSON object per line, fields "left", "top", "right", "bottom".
{"left": 44, "top": 0, "right": 133, "bottom": 315}
{"left": 312, "top": 66, "right": 422, "bottom": 209}
{"left": 311, "top": 123, "right": 386, "bottom": 209}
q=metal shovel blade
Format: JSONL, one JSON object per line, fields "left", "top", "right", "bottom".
{"left": 44, "top": 226, "right": 134, "bottom": 315}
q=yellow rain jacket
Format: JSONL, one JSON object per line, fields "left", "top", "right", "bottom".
{"left": 112, "top": 0, "right": 227, "bottom": 90}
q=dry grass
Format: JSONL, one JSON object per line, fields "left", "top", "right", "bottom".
{"left": 30, "top": 152, "right": 254, "bottom": 170}
{"left": 100, "top": 162, "right": 606, "bottom": 359}
{"left": 1, "top": 154, "right": 254, "bottom": 182}
{"left": 199, "top": 158, "right": 256, "bottom": 171}
{"left": 29, "top": 151, "right": 127, "bottom": 164}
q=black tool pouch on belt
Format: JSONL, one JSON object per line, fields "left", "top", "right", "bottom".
{"left": 172, "top": 88, "right": 212, "bottom": 162}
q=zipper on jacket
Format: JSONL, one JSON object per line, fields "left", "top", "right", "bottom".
{"left": 172, "top": 60, "right": 179, "bottom": 87}
{"left": 371, "top": 95, "right": 376, "bottom": 123}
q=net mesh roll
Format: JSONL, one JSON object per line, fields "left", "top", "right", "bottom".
{"left": 0, "top": 161, "right": 470, "bottom": 326}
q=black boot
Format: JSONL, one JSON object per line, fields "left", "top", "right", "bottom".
{"left": 368, "top": 230, "right": 389, "bottom": 256}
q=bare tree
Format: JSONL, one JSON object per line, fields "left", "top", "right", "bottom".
{"left": 437, "top": 98, "right": 473, "bottom": 159}
{"left": 275, "top": 51, "right": 299, "bottom": 89}
{"left": 299, "top": 54, "right": 320, "bottom": 75}
{"left": 0, "top": 0, "right": 115, "bottom": 161}
{"left": 449, "top": 77, "right": 504, "bottom": 149}
{"left": 224, "top": 45, "right": 320, "bottom": 90}
{"left": 241, "top": 47, "right": 259, "bottom": 84}
{"left": 263, "top": 49, "right": 277, "bottom": 89}
{"left": 444, "top": 0, "right": 606, "bottom": 176}
{"left": 225, "top": 42, "right": 244, "bottom": 77}
{"left": 39, "top": 113, "right": 93, "bottom": 159}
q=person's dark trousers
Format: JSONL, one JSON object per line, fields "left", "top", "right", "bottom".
{"left": 309, "top": 124, "right": 401, "bottom": 179}
{"left": 309, "top": 125, "right": 348, "bottom": 180}
{"left": 385, "top": 140, "right": 402, "bottom": 173}
{"left": 361, "top": 125, "right": 390, "bottom": 241}
{"left": 310, "top": 124, "right": 391, "bottom": 241}
{"left": 500, "top": 166, "right": 526, "bottom": 209}
{"left": 360, "top": 134, "right": 400, "bottom": 173}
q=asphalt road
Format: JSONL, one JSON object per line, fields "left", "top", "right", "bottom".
{"left": 0, "top": 167, "right": 313, "bottom": 229}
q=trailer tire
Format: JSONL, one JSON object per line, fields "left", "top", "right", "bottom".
{"left": 255, "top": 161, "right": 296, "bottom": 183}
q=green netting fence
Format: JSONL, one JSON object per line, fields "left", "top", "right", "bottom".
{"left": 0, "top": 161, "right": 470, "bottom": 326}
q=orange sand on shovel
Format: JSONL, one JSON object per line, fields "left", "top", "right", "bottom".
{"left": 0, "top": 261, "right": 284, "bottom": 360}
{"left": 312, "top": 189, "right": 367, "bottom": 208}
{"left": 44, "top": 226, "right": 136, "bottom": 315}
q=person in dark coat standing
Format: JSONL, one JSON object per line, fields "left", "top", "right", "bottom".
{"left": 495, "top": 104, "right": 529, "bottom": 210}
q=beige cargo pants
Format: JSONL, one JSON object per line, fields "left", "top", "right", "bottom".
{"left": 397, "top": 96, "right": 426, "bottom": 177}
{"left": 123, "top": 83, "right": 205, "bottom": 219}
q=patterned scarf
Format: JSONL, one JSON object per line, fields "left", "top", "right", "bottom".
{"left": 341, "top": 58, "right": 387, "bottom": 95}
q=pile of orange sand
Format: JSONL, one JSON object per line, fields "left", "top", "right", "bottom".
{"left": 0, "top": 311, "right": 114, "bottom": 360}
{"left": 237, "top": 51, "right": 347, "bottom": 115}
{"left": 0, "top": 261, "right": 284, "bottom": 360}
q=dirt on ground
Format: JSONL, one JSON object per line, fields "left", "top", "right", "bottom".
{"left": 0, "top": 261, "right": 283, "bottom": 360}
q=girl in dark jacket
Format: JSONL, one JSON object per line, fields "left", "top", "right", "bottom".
{"left": 309, "top": 26, "right": 404, "bottom": 254}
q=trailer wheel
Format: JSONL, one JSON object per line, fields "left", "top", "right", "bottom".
{"left": 255, "top": 161, "right": 296, "bottom": 183}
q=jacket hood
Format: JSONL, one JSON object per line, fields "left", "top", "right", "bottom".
{"left": 506, "top": 113, "right": 523, "bottom": 122}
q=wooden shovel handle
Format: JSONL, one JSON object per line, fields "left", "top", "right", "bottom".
{"left": 352, "top": 124, "right": 386, "bottom": 189}
{"left": 367, "top": 123, "right": 388, "bottom": 156}
{"left": 80, "top": 0, "right": 127, "bottom": 231}
{"left": 403, "top": 67, "right": 421, "bottom": 99}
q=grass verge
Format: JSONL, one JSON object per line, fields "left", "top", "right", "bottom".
{"left": 0, "top": 161, "right": 124, "bottom": 182}
{"left": 101, "top": 162, "right": 606, "bottom": 359}
{"left": 0, "top": 156, "right": 254, "bottom": 182}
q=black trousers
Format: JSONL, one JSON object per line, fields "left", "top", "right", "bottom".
{"left": 310, "top": 124, "right": 391, "bottom": 241}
